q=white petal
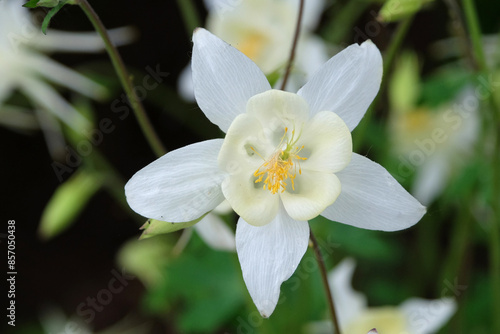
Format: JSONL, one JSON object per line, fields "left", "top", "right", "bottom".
{"left": 218, "top": 113, "right": 280, "bottom": 226}
{"left": 218, "top": 113, "right": 272, "bottom": 172}
{"left": 412, "top": 154, "right": 449, "bottom": 206}
{"left": 212, "top": 199, "right": 232, "bottom": 214}
{"left": 321, "top": 153, "right": 426, "bottom": 231}
{"left": 295, "top": 35, "right": 330, "bottom": 81}
{"left": 203, "top": 0, "right": 216, "bottom": 10}
{"left": 195, "top": 212, "right": 236, "bottom": 251}
{"left": 125, "top": 139, "right": 226, "bottom": 222}
{"left": 177, "top": 63, "right": 196, "bottom": 102}
{"left": 328, "top": 258, "right": 367, "bottom": 328}
{"left": 281, "top": 170, "right": 341, "bottom": 221}
{"left": 399, "top": 297, "right": 456, "bottom": 334}
{"left": 192, "top": 28, "right": 271, "bottom": 132}
{"left": 205, "top": 0, "right": 295, "bottom": 74}
{"left": 221, "top": 172, "right": 279, "bottom": 227}
{"left": 246, "top": 90, "right": 310, "bottom": 130}
{"left": 26, "top": 53, "right": 107, "bottom": 100}
{"left": 34, "top": 108, "right": 65, "bottom": 160}
{"left": 299, "top": 111, "right": 352, "bottom": 173}
{"left": 0, "top": 74, "right": 14, "bottom": 106}
{"left": 236, "top": 207, "right": 309, "bottom": 317}
{"left": 33, "top": 27, "right": 135, "bottom": 53}
{"left": 297, "top": 41, "right": 383, "bottom": 131}
{"left": 19, "top": 77, "right": 91, "bottom": 131}
{"left": 0, "top": 106, "right": 38, "bottom": 130}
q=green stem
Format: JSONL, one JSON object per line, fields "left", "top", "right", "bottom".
{"left": 176, "top": 0, "right": 201, "bottom": 37}
{"left": 310, "top": 227, "right": 341, "bottom": 334}
{"left": 491, "top": 198, "right": 500, "bottom": 332}
{"left": 354, "top": 16, "right": 413, "bottom": 151}
{"left": 77, "top": 0, "right": 166, "bottom": 157}
{"left": 439, "top": 202, "right": 472, "bottom": 294}
{"left": 461, "top": 0, "right": 487, "bottom": 72}
{"left": 490, "top": 122, "right": 500, "bottom": 332}
{"left": 443, "top": 0, "right": 476, "bottom": 69}
{"left": 461, "top": 1, "right": 500, "bottom": 331}
{"left": 380, "top": 16, "right": 414, "bottom": 100}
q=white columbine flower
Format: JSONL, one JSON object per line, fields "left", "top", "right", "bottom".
{"left": 389, "top": 91, "right": 479, "bottom": 205}
{"left": 125, "top": 29, "right": 425, "bottom": 317}
{"left": 305, "top": 258, "right": 456, "bottom": 334}
{"left": 179, "top": 0, "right": 329, "bottom": 100}
{"left": 204, "top": 0, "right": 326, "bottom": 74}
{"left": 0, "top": 0, "right": 131, "bottom": 132}
{"left": 387, "top": 54, "right": 479, "bottom": 205}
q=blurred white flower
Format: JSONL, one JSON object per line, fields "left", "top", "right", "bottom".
{"left": 388, "top": 54, "right": 480, "bottom": 205}
{"left": 305, "top": 258, "right": 457, "bottom": 334}
{"left": 0, "top": 0, "right": 133, "bottom": 155}
{"left": 178, "top": 0, "right": 329, "bottom": 100}
{"left": 194, "top": 200, "right": 236, "bottom": 252}
{"left": 125, "top": 29, "right": 425, "bottom": 318}
{"left": 40, "top": 304, "right": 151, "bottom": 334}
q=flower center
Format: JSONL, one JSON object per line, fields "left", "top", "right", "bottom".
{"left": 238, "top": 31, "right": 267, "bottom": 61}
{"left": 252, "top": 127, "right": 306, "bottom": 194}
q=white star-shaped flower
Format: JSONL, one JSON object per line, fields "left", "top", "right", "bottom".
{"left": 305, "top": 258, "right": 456, "bottom": 334}
{"left": 179, "top": 0, "right": 330, "bottom": 100}
{"left": 125, "top": 28, "right": 426, "bottom": 317}
{"left": 0, "top": 0, "right": 131, "bottom": 131}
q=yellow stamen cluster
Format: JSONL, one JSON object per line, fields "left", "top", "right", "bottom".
{"left": 252, "top": 128, "right": 306, "bottom": 194}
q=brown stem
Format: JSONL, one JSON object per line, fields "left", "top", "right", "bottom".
{"left": 310, "top": 227, "right": 342, "bottom": 334}
{"left": 280, "top": 0, "right": 304, "bottom": 91}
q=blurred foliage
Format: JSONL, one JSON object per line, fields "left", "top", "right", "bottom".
{"left": 378, "top": 0, "right": 434, "bottom": 23}
{"left": 39, "top": 169, "right": 103, "bottom": 240}
{"left": 143, "top": 234, "right": 246, "bottom": 333}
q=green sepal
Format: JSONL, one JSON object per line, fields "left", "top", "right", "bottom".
{"left": 41, "top": 0, "right": 69, "bottom": 35}
{"left": 39, "top": 169, "right": 103, "bottom": 240}
{"left": 139, "top": 215, "right": 207, "bottom": 240}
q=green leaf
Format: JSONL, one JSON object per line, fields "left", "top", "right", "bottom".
{"left": 24, "top": 0, "right": 74, "bottom": 8}
{"left": 117, "top": 236, "right": 174, "bottom": 288}
{"left": 23, "top": 0, "right": 40, "bottom": 8}
{"left": 378, "top": 0, "right": 433, "bottom": 22}
{"left": 41, "top": 0, "right": 69, "bottom": 35}
{"left": 39, "top": 169, "right": 103, "bottom": 240}
{"left": 139, "top": 216, "right": 206, "bottom": 240}
{"left": 389, "top": 52, "right": 420, "bottom": 113}
{"left": 419, "top": 69, "right": 471, "bottom": 108}
{"left": 145, "top": 240, "right": 245, "bottom": 333}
